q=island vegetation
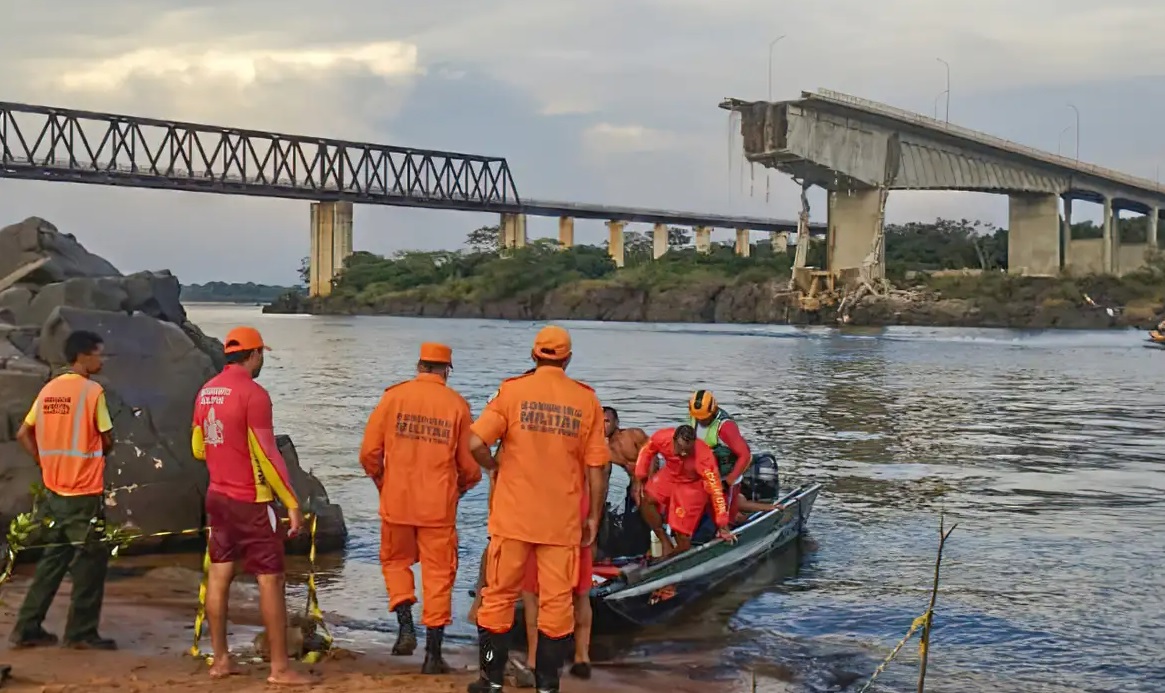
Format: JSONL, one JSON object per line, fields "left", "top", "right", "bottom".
{"left": 264, "top": 218, "right": 1165, "bottom": 329}
{"left": 182, "top": 281, "right": 300, "bottom": 304}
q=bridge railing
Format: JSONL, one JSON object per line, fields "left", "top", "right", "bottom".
{"left": 812, "top": 89, "right": 1163, "bottom": 195}
{"left": 0, "top": 101, "right": 520, "bottom": 208}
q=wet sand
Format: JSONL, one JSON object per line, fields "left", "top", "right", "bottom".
{"left": 0, "top": 562, "right": 763, "bottom": 692}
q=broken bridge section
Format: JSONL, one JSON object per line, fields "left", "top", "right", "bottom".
{"left": 722, "top": 89, "right": 1165, "bottom": 278}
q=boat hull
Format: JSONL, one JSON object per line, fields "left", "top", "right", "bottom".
{"left": 590, "top": 483, "right": 821, "bottom": 633}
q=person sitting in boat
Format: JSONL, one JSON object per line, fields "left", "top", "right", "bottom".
{"left": 688, "top": 389, "right": 753, "bottom": 522}
{"left": 633, "top": 425, "right": 736, "bottom": 557}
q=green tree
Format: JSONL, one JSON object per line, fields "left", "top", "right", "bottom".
{"left": 467, "top": 225, "right": 501, "bottom": 254}
{"left": 298, "top": 256, "right": 310, "bottom": 285}
{"left": 668, "top": 227, "right": 691, "bottom": 248}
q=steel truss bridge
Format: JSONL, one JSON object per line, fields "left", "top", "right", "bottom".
{"left": 0, "top": 100, "right": 810, "bottom": 232}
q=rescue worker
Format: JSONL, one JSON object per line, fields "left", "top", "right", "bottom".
{"left": 687, "top": 390, "right": 752, "bottom": 520}
{"left": 191, "top": 326, "right": 310, "bottom": 686}
{"left": 358, "top": 342, "right": 482, "bottom": 674}
{"left": 467, "top": 325, "right": 609, "bottom": 693}
{"left": 633, "top": 425, "right": 736, "bottom": 557}
{"left": 10, "top": 330, "right": 116, "bottom": 650}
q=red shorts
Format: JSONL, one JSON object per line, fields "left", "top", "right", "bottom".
{"left": 206, "top": 492, "right": 285, "bottom": 575}
{"left": 522, "top": 545, "right": 593, "bottom": 596}
{"left": 645, "top": 473, "right": 708, "bottom": 537}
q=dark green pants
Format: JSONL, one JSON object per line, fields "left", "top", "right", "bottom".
{"left": 12, "top": 493, "right": 107, "bottom": 643}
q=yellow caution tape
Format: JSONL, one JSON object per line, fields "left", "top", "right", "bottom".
{"left": 857, "top": 611, "right": 931, "bottom": 693}
{"left": 0, "top": 508, "right": 332, "bottom": 666}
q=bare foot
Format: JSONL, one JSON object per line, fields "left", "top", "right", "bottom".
{"left": 208, "top": 659, "right": 237, "bottom": 679}
{"left": 267, "top": 668, "right": 314, "bottom": 686}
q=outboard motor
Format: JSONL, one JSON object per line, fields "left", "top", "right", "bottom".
{"left": 741, "top": 453, "right": 780, "bottom": 504}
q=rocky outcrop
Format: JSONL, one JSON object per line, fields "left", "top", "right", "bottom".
{"left": 0, "top": 217, "right": 346, "bottom": 554}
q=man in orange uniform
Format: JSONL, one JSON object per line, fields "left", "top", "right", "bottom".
{"left": 10, "top": 330, "right": 116, "bottom": 651}
{"left": 359, "top": 342, "right": 482, "bottom": 674}
{"left": 191, "top": 327, "right": 310, "bottom": 686}
{"left": 633, "top": 425, "right": 736, "bottom": 557}
{"left": 467, "top": 325, "right": 609, "bottom": 693}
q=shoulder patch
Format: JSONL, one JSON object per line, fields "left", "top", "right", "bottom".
{"left": 382, "top": 380, "right": 410, "bottom": 394}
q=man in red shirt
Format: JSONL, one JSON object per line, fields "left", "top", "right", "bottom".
{"left": 191, "top": 326, "right": 310, "bottom": 686}
{"left": 633, "top": 425, "right": 736, "bottom": 557}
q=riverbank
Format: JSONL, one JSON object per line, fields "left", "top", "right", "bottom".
{"left": 0, "top": 560, "right": 754, "bottom": 692}
{"left": 265, "top": 272, "right": 1164, "bottom": 330}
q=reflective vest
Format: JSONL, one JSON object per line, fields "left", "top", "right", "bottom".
{"left": 688, "top": 407, "right": 737, "bottom": 477}
{"left": 34, "top": 374, "right": 106, "bottom": 496}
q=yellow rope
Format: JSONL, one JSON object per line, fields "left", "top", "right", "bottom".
{"left": 857, "top": 611, "right": 931, "bottom": 693}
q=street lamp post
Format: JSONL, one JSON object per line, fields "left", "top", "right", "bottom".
{"left": 1067, "top": 103, "right": 1080, "bottom": 164}
{"left": 768, "top": 35, "right": 786, "bottom": 101}
{"left": 936, "top": 58, "right": 951, "bottom": 122}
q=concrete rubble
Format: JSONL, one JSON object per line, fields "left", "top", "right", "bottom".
{"left": 0, "top": 217, "right": 346, "bottom": 554}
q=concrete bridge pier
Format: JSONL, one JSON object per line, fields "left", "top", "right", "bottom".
{"left": 826, "top": 188, "right": 883, "bottom": 280}
{"left": 653, "top": 223, "right": 668, "bottom": 259}
{"left": 695, "top": 226, "right": 712, "bottom": 253}
{"left": 308, "top": 200, "right": 354, "bottom": 297}
{"left": 1007, "top": 193, "right": 1060, "bottom": 276}
{"left": 1102, "top": 197, "right": 1114, "bottom": 274}
{"left": 735, "top": 229, "right": 750, "bottom": 257}
{"left": 1150, "top": 208, "right": 1159, "bottom": 249}
{"left": 558, "top": 216, "right": 574, "bottom": 248}
{"left": 606, "top": 221, "right": 626, "bottom": 267}
{"left": 500, "top": 213, "right": 527, "bottom": 249}
{"left": 1060, "top": 197, "right": 1073, "bottom": 271}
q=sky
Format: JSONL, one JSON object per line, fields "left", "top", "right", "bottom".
{"left": 2, "top": 0, "right": 1165, "bottom": 284}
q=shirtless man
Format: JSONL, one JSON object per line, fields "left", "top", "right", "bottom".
{"left": 604, "top": 407, "right": 649, "bottom": 480}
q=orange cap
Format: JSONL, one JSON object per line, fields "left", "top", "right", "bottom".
{"left": 419, "top": 342, "right": 453, "bottom": 364}
{"left": 223, "top": 326, "right": 270, "bottom": 354}
{"left": 532, "top": 325, "right": 572, "bottom": 361}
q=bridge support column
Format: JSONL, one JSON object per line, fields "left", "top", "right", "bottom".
{"left": 606, "top": 221, "right": 625, "bottom": 267}
{"left": 1007, "top": 193, "right": 1060, "bottom": 276}
{"left": 558, "top": 216, "right": 574, "bottom": 248}
{"left": 735, "top": 229, "right": 750, "bottom": 257}
{"left": 308, "top": 200, "right": 353, "bottom": 298}
{"left": 1060, "top": 197, "right": 1073, "bottom": 271}
{"left": 826, "top": 189, "right": 882, "bottom": 278}
{"left": 1150, "top": 208, "right": 1159, "bottom": 250}
{"left": 652, "top": 223, "right": 668, "bottom": 259}
{"left": 1102, "top": 197, "right": 1114, "bottom": 274}
{"left": 694, "top": 226, "right": 712, "bottom": 253}
{"left": 499, "top": 213, "right": 527, "bottom": 249}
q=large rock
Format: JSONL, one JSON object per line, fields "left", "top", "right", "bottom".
{"left": 0, "top": 219, "right": 347, "bottom": 555}
{"left": 0, "top": 217, "right": 121, "bottom": 283}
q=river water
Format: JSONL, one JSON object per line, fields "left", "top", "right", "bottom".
{"left": 185, "top": 304, "right": 1164, "bottom": 693}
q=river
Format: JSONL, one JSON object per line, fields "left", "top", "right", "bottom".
{"left": 185, "top": 304, "right": 1165, "bottom": 693}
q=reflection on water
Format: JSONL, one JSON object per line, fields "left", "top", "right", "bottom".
{"left": 185, "top": 305, "right": 1165, "bottom": 692}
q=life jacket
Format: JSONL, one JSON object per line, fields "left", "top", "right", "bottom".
{"left": 34, "top": 374, "right": 106, "bottom": 496}
{"left": 688, "top": 407, "right": 737, "bottom": 478}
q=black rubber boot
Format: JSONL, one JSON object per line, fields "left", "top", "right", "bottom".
{"left": 391, "top": 602, "right": 417, "bottom": 656}
{"left": 467, "top": 626, "right": 509, "bottom": 693}
{"left": 421, "top": 626, "right": 451, "bottom": 675}
{"left": 533, "top": 632, "right": 572, "bottom": 693}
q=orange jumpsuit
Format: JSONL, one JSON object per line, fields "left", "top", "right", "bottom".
{"left": 359, "top": 372, "right": 482, "bottom": 628}
{"left": 635, "top": 429, "right": 730, "bottom": 536}
{"left": 472, "top": 366, "right": 609, "bottom": 639}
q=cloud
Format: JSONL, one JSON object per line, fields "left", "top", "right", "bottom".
{"left": 3, "top": 0, "right": 1165, "bottom": 283}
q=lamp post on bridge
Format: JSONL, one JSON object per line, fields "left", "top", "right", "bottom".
{"left": 936, "top": 58, "right": 951, "bottom": 123}
{"left": 768, "top": 35, "right": 786, "bottom": 100}
{"left": 1067, "top": 103, "right": 1080, "bottom": 164}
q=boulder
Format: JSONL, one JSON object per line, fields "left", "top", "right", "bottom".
{"left": 0, "top": 217, "right": 121, "bottom": 283}
{"left": 0, "top": 219, "right": 347, "bottom": 555}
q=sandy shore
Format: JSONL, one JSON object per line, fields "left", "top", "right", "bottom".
{"left": 0, "top": 559, "right": 764, "bottom": 692}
